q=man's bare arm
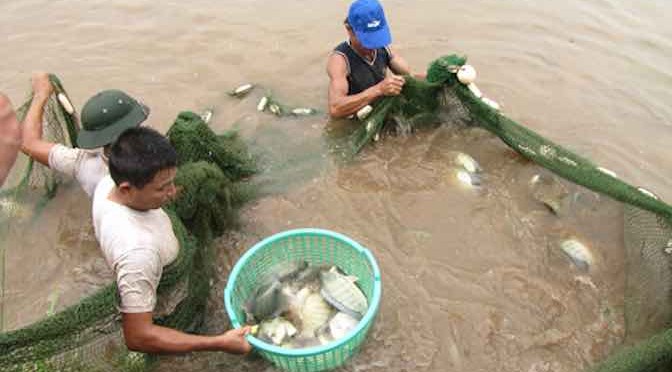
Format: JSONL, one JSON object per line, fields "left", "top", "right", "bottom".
{"left": 388, "top": 46, "right": 426, "bottom": 79}
{"left": 21, "top": 73, "right": 55, "bottom": 167}
{"left": 0, "top": 94, "right": 22, "bottom": 186}
{"left": 327, "top": 54, "right": 404, "bottom": 119}
{"left": 122, "top": 312, "right": 252, "bottom": 354}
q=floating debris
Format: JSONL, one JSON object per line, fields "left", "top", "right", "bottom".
{"left": 229, "top": 83, "right": 254, "bottom": 97}
{"left": 560, "top": 239, "right": 594, "bottom": 271}
{"left": 257, "top": 96, "right": 269, "bottom": 112}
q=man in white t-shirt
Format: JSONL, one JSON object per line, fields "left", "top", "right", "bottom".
{"left": 96, "top": 126, "right": 251, "bottom": 354}
{"left": 21, "top": 73, "right": 149, "bottom": 196}
{"left": 0, "top": 93, "right": 22, "bottom": 186}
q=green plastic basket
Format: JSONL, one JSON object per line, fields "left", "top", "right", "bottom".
{"left": 224, "top": 228, "right": 382, "bottom": 372}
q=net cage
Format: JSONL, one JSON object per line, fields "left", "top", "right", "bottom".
{"left": 3, "top": 54, "right": 672, "bottom": 371}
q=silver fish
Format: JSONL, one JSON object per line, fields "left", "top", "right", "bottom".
{"left": 294, "top": 264, "right": 327, "bottom": 286}
{"left": 269, "top": 103, "right": 282, "bottom": 116}
{"left": 245, "top": 280, "right": 282, "bottom": 322}
{"left": 455, "top": 169, "right": 481, "bottom": 187}
{"left": 229, "top": 83, "right": 254, "bottom": 97}
{"left": 291, "top": 108, "right": 316, "bottom": 116}
{"left": 257, "top": 96, "right": 269, "bottom": 112}
{"left": 530, "top": 174, "right": 569, "bottom": 215}
{"left": 454, "top": 152, "right": 482, "bottom": 173}
{"left": 200, "top": 109, "right": 213, "bottom": 124}
{"left": 258, "top": 317, "right": 297, "bottom": 345}
{"left": 320, "top": 267, "right": 368, "bottom": 319}
{"left": 560, "top": 239, "right": 593, "bottom": 271}
{"left": 300, "top": 292, "right": 333, "bottom": 337}
{"left": 269, "top": 260, "right": 308, "bottom": 282}
{"left": 328, "top": 311, "right": 359, "bottom": 340}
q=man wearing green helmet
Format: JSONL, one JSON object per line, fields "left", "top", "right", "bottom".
{"left": 22, "top": 73, "right": 150, "bottom": 196}
{"left": 21, "top": 73, "right": 252, "bottom": 355}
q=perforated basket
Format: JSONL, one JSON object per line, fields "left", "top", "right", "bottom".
{"left": 224, "top": 228, "right": 382, "bottom": 371}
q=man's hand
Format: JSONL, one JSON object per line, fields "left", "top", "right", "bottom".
{"left": 212, "top": 326, "right": 253, "bottom": 354}
{"left": 31, "top": 72, "right": 53, "bottom": 100}
{"left": 377, "top": 74, "right": 405, "bottom": 96}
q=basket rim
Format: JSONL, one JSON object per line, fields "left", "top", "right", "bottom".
{"left": 224, "top": 228, "right": 382, "bottom": 357}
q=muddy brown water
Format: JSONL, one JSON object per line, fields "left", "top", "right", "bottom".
{"left": 1, "top": 0, "right": 671, "bottom": 371}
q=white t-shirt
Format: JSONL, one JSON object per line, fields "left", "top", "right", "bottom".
{"left": 92, "top": 176, "right": 179, "bottom": 313}
{"left": 48, "top": 144, "right": 108, "bottom": 197}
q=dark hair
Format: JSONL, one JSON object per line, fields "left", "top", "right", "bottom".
{"left": 344, "top": 18, "right": 352, "bottom": 30}
{"left": 108, "top": 127, "right": 177, "bottom": 189}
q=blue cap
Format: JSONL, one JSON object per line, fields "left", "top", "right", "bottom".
{"left": 347, "top": 0, "right": 392, "bottom": 49}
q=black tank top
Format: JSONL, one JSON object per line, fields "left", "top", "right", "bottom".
{"left": 333, "top": 41, "right": 391, "bottom": 96}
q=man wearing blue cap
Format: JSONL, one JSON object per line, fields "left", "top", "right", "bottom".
{"left": 327, "top": 0, "right": 420, "bottom": 118}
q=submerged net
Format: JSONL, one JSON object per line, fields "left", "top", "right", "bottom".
{"left": 0, "top": 106, "right": 257, "bottom": 370}
{"left": 347, "top": 54, "right": 672, "bottom": 372}
{"left": 0, "top": 75, "right": 79, "bottom": 336}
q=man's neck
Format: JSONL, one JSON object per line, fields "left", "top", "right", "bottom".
{"left": 108, "top": 186, "right": 146, "bottom": 212}
{"left": 348, "top": 39, "right": 375, "bottom": 62}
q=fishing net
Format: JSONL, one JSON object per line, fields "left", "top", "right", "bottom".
{"left": 0, "top": 75, "right": 79, "bottom": 338}
{"left": 347, "top": 54, "right": 672, "bottom": 372}
{"left": 0, "top": 105, "right": 257, "bottom": 371}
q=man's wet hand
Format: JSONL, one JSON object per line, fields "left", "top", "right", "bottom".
{"left": 31, "top": 72, "right": 53, "bottom": 100}
{"left": 214, "top": 326, "right": 253, "bottom": 354}
{"left": 378, "top": 75, "right": 405, "bottom": 96}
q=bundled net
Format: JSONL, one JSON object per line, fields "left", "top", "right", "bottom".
{"left": 0, "top": 75, "right": 79, "bottom": 208}
{"left": 0, "top": 107, "right": 257, "bottom": 371}
{"left": 347, "top": 54, "right": 672, "bottom": 371}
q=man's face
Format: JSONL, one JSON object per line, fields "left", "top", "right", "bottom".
{"left": 127, "top": 167, "right": 177, "bottom": 211}
{"left": 346, "top": 26, "right": 373, "bottom": 53}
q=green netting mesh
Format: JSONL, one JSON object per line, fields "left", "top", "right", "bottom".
{"left": 1, "top": 75, "right": 80, "bottom": 340}
{"left": 0, "top": 104, "right": 256, "bottom": 371}
{"left": 348, "top": 54, "right": 672, "bottom": 372}
{"left": 587, "top": 205, "right": 672, "bottom": 372}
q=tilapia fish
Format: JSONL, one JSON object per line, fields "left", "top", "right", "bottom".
{"left": 300, "top": 292, "right": 333, "bottom": 336}
{"left": 320, "top": 267, "right": 368, "bottom": 319}
{"left": 329, "top": 311, "right": 360, "bottom": 340}
{"left": 257, "top": 317, "right": 297, "bottom": 345}
{"left": 244, "top": 280, "right": 282, "bottom": 322}
{"left": 560, "top": 239, "right": 593, "bottom": 271}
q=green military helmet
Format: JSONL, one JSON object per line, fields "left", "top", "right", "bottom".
{"left": 77, "top": 89, "right": 150, "bottom": 149}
